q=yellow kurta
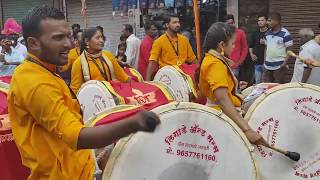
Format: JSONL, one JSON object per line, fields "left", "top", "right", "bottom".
{"left": 8, "top": 53, "right": 94, "bottom": 180}
{"left": 199, "top": 53, "right": 242, "bottom": 110}
{"left": 149, "top": 33, "right": 196, "bottom": 68}
{"left": 70, "top": 50, "right": 129, "bottom": 94}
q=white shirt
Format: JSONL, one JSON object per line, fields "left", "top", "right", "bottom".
{"left": 291, "top": 40, "right": 320, "bottom": 85}
{"left": 125, "top": 34, "right": 141, "bottom": 68}
{"left": 0, "top": 42, "right": 27, "bottom": 64}
{"left": 265, "top": 28, "right": 293, "bottom": 70}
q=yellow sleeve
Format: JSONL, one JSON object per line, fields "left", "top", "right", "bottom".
{"left": 70, "top": 57, "right": 84, "bottom": 94}
{"left": 206, "top": 62, "right": 229, "bottom": 92}
{"left": 105, "top": 51, "right": 129, "bottom": 82}
{"left": 149, "top": 39, "right": 161, "bottom": 62}
{"left": 28, "top": 82, "right": 84, "bottom": 150}
{"left": 186, "top": 39, "right": 196, "bottom": 62}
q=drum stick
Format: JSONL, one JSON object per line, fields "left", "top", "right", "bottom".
{"left": 287, "top": 51, "right": 306, "bottom": 62}
{"left": 264, "top": 144, "right": 300, "bottom": 161}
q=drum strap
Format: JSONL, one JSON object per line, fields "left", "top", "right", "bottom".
{"left": 207, "top": 50, "right": 243, "bottom": 102}
{"left": 80, "top": 51, "right": 116, "bottom": 82}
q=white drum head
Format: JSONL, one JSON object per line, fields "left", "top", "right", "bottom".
{"left": 77, "top": 80, "right": 117, "bottom": 123}
{"left": 153, "top": 66, "right": 192, "bottom": 102}
{"left": 103, "top": 102, "right": 259, "bottom": 180}
{"left": 245, "top": 83, "right": 320, "bottom": 180}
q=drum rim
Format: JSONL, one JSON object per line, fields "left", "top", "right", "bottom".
{"left": 0, "top": 81, "right": 9, "bottom": 92}
{"left": 102, "top": 102, "right": 260, "bottom": 180}
{"left": 154, "top": 66, "right": 196, "bottom": 101}
{"left": 101, "top": 81, "right": 126, "bottom": 105}
{"left": 244, "top": 82, "right": 320, "bottom": 122}
{"left": 77, "top": 80, "right": 118, "bottom": 122}
{"left": 87, "top": 105, "right": 137, "bottom": 126}
{"left": 127, "top": 68, "right": 144, "bottom": 82}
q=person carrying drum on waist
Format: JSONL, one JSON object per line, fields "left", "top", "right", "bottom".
{"left": 146, "top": 14, "right": 197, "bottom": 81}
{"left": 196, "top": 22, "right": 266, "bottom": 145}
{"left": 70, "top": 27, "right": 131, "bottom": 94}
{"left": 8, "top": 6, "right": 160, "bottom": 180}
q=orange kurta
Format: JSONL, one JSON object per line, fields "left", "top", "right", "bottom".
{"left": 70, "top": 50, "right": 129, "bottom": 94}
{"left": 149, "top": 33, "right": 196, "bottom": 68}
{"left": 199, "top": 53, "right": 242, "bottom": 110}
{"left": 8, "top": 53, "right": 94, "bottom": 180}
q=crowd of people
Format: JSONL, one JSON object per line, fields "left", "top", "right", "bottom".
{"left": 2, "top": 4, "right": 320, "bottom": 180}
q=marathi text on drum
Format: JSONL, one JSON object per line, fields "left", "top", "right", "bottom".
{"left": 256, "top": 117, "right": 280, "bottom": 158}
{"left": 176, "top": 149, "right": 217, "bottom": 162}
{"left": 164, "top": 124, "right": 219, "bottom": 154}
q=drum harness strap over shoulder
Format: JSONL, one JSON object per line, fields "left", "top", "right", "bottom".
{"left": 206, "top": 49, "right": 244, "bottom": 107}
{"left": 80, "top": 50, "right": 116, "bottom": 82}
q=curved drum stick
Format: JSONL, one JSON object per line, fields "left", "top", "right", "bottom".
{"left": 287, "top": 51, "right": 306, "bottom": 62}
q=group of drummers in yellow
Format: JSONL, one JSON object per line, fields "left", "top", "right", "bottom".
{"left": 7, "top": 6, "right": 278, "bottom": 180}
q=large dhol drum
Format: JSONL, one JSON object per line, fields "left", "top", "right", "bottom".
{"left": 0, "top": 82, "right": 30, "bottom": 180}
{"left": 102, "top": 102, "right": 260, "bottom": 180}
{"left": 77, "top": 80, "right": 117, "bottom": 122}
{"left": 77, "top": 80, "right": 175, "bottom": 122}
{"left": 153, "top": 66, "right": 197, "bottom": 102}
{"left": 245, "top": 83, "right": 320, "bottom": 179}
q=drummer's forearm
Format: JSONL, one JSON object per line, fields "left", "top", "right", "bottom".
{"left": 146, "top": 61, "right": 157, "bottom": 81}
{"left": 214, "top": 88, "right": 250, "bottom": 131}
{"left": 301, "top": 67, "right": 311, "bottom": 83}
{"left": 77, "top": 114, "right": 142, "bottom": 149}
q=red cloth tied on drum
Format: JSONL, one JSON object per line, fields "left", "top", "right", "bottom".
{"left": 179, "top": 64, "right": 207, "bottom": 105}
{"left": 179, "top": 64, "right": 198, "bottom": 82}
{"left": 109, "top": 81, "right": 173, "bottom": 110}
{"left": 124, "top": 68, "right": 143, "bottom": 82}
{"left": 0, "top": 88, "right": 29, "bottom": 180}
{"left": 93, "top": 106, "right": 142, "bottom": 126}
{"left": 0, "top": 76, "right": 12, "bottom": 84}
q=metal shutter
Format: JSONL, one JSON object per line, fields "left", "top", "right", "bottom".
{"left": 67, "top": 0, "right": 130, "bottom": 54}
{"left": 2, "top": 0, "right": 48, "bottom": 23}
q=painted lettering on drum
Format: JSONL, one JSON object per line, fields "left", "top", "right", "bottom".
{"left": 292, "top": 152, "right": 320, "bottom": 178}
{"left": 127, "top": 88, "right": 157, "bottom": 106}
{"left": 158, "top": 74, "right": 172, "bottom": 85}
{"left": 164, "top": 124, "right": 220, "bottom": 162}
{"left": 255, "top": 117, "right": 280, "bottom": 158}
{"left": 93, "top": 94, "right": 107, "bottom": 111}
{"left": 293, "top": 100, "right": 320, "bottom": 125}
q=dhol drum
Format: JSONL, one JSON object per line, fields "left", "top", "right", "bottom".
{"left": 0, "top": 85, "right": 30, "bottom": 180}
{"left": 77, "top": 80, "right": 175, "bottom": 122}
{"left": 153, "top": 65, "right": 197, "bottom": 102}
{"left": 102, "top": 102, "right": 260, "bottom": 180}
{"left": 242, "top": 83, "right": 279, "bottom": 113}
{"left": 85, "top": 105, "right": 137, "bottom": 180}
{"left": 77, "top": 80, "right": 117, "bottom": 122}
{"left": 124, "top": 67, "right": 144, "bottom": 82}
{"left": 245, "top": 83, "right": 320, "bottom": 179}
